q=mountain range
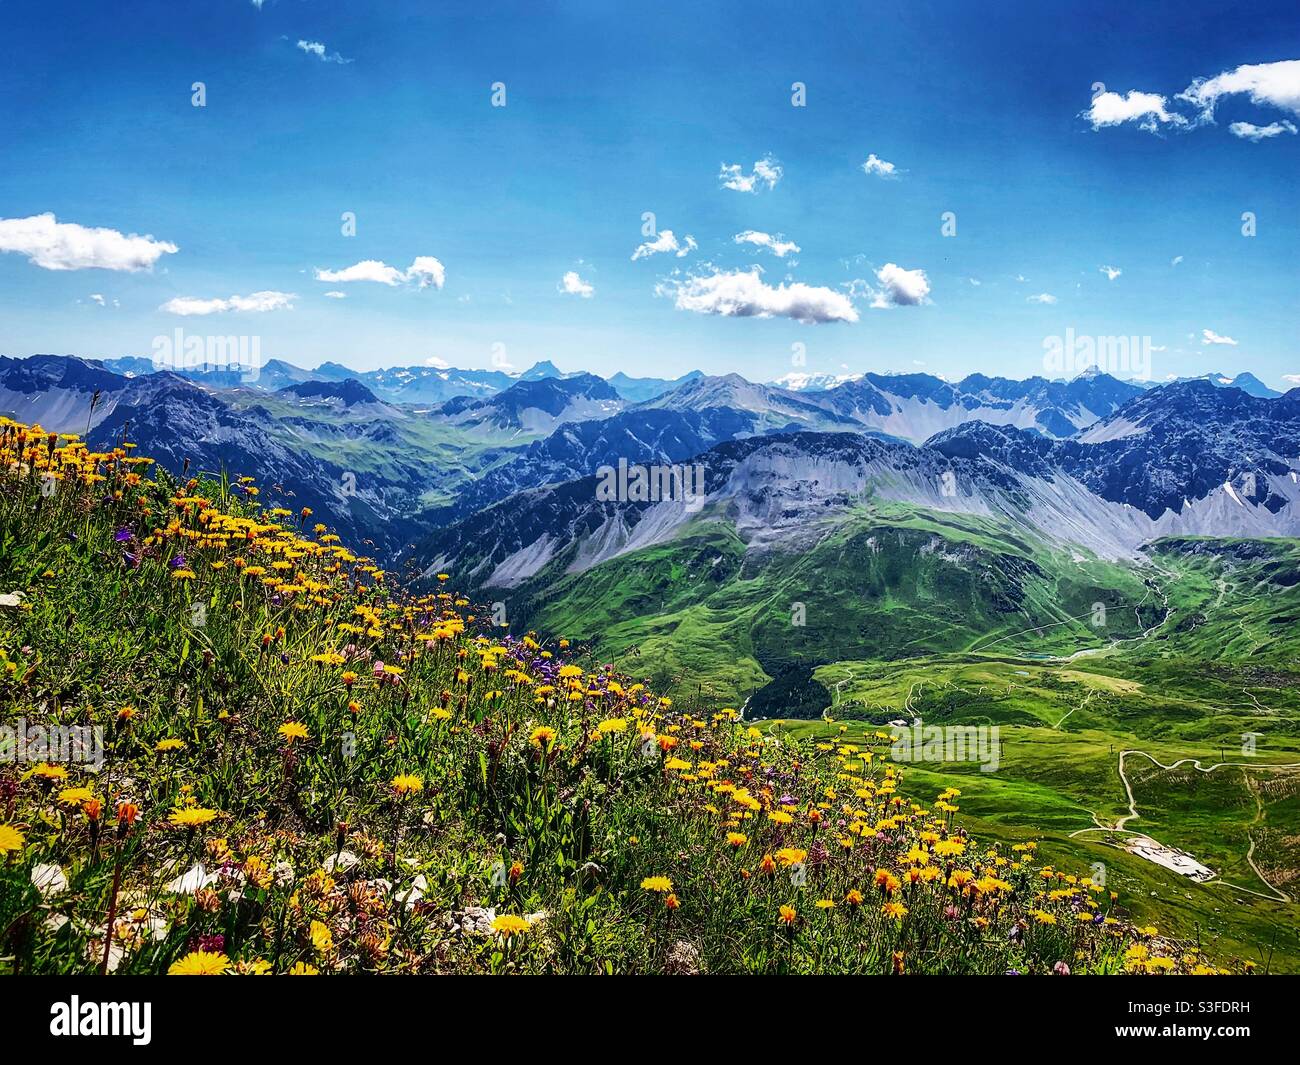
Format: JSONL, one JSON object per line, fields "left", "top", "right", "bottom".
{"left": 4, "top": 350, "right": 1298, "bottom": 706}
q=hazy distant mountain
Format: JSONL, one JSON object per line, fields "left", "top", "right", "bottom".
{"left": 100, "top": 356, "right": 322, "bottom": 393}
{"left": 431, "top": 373, "right": 624, "bottom": 437}
{"left": 767, "top": 371, "right": 863, "bottom": 391}
{"left": 276, "top": 378, "right": 385, "bottom": 409}
{"left": 1163, "top": 371, "right": 1282, "bottom": 399}
{"left": 607, "top": 370, "right": 704, "bottom": 403}
{"left": 639, "top": 372, "right": 861, "bottom": 432}
{"left": 811, "top": 370, "right": 1145, "bottom": 441}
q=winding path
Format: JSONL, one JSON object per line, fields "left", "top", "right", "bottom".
{"left": 1070, "top": 749, "right": 1300, "bottom": 902}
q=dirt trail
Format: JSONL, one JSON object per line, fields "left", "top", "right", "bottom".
{"left": 1071, "top": 749, "right": 1300, "bottom": 902}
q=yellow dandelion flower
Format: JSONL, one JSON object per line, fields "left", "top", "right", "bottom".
{"left": 0, "top": 824, "right": 25, "bottom": 855}
{"left": 168, "top": 807, "right": 217, "bottom": 829}
{"left": 492, "top": 914, "right": 530, "bottom": 937}
{"left": 168, "top": 950, "right": 230, "bottom": 975}
{"left": 390, "top": 773, "right": 423, "bottom": 796}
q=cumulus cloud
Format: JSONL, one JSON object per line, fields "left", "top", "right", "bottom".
{"left": 1027, "top": 293, "right": 1058, "bottom": 305}
{"left": 734, "top": 230, "right": 800, "bottom": 257}
{"left": 1229, "top": 119, "right": 1297, "bottom": 141}
{"left": 316, "top": 260, "right": 405, "bottom": 285}
{"left": 1086, "top": 60, "right": 1300, "bottom": 137}
{"left": 89, "top": 293, "right": 106, "bottom": 306}
{"left": 860, "top": 153, "right": 899, "bottom": 178}
{"left": 630, "top": 230, "right": 696, "bottom": 261}
{"left": 405, "top": 256, "right": 446, "bottom": 289}
{"left": 559, "top": 270, "right": 594, "bottom": 298}
{"left": 1082, "top": 90, "right": 1187, "bottom": 132}
{"left": 1201, "top": 328, "right": 1238, "bottom": 346}
{"left": 1178, "top": 59, "right": 1300, "bottom": 119}
{"left": 863, "top": 263, "right": 931, "bottom": 308}
{"left": 296, "top": 40, "right": 352, "bottom": 64}
{"left": 160, "top": 291, "right": 296, "bottom": 316}
{"left": 719, "top": 155, "right": 782, "bottom": 193}
{"left": 658, "top": 267, "right": 857, "bottom": 324}
{"left": 314, "top": 257, "right": 444, "bottom": 289}
{"left": 1099, "top": 265, "right": 1122, "bottom": 281}
{"left": 0, "top": 213, "right": 178, "bottom": 272}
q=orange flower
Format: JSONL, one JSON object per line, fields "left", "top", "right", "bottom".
{"left": 778, "top": 904, "right": 797, "bottom": 925}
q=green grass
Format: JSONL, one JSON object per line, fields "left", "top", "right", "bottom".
{"left": 458, "top": 495, "right": 1300, "bottom": 970}
{"left": 773, "top": 651, "right": 1300, "bottom": 971}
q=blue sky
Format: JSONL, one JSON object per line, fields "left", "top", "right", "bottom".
{"left": 1, "top": 0, "right": 1297, "bottom": 387}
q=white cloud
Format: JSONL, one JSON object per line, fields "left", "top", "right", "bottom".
{"left": 630, "top": 229, "right": 696, "bottom": 261}
{"left": 323, "top": 291, "right": 347, "bottom": 299}
{"left": 1082, "top": 90, "right": 1187, "bottom": 132}
{"left": 559, "top": 270, "right": 594, "bottom": 298}
{"left": 0, "top": 213, "right": 178, "bottom": 272}
{"left": 405, "top": 256, "right": 446, "bottom": 290}
{"left": 719, "top": 155, "right": 782, "bottom": 193}
{"left": 1171, "top": 255, "right": 1184, "bottom": 266}
{"left": 1099, "top": 265, "right": 1122, "bottom": 281}
{"left": 860, "top": 153, "right": 899, "bottom": 178}
{"left": 1027, "top": 293, "right": 1058, "bottom": 304}
{"left": 658, "top": 267, "right": 857, "bottom": 324}
{"left": 314, "top": 257, "right": 444, "bottom": 289}
{"left": 1283, "top": 374, "right": 1300, "bottom": 387}
{"left": 968, "top": 277, "right": 982, "bottom": 286}
{"left": 160, "top": 291, "right": 296, "bottom": 316}
{"left": 296, "top": 40, "right": 352, "bottom": 64}
{"left": 733, "top": 230, "right": 800, "bottom": 257}
{"left": 316, "top": 260, "right": 404, "bottom": 285}
{"left": 89, "top": 293, "right": 106, "bottom": 306}
{"left": 866, "top": 263, "right": 931, "bottom": 308}
{"left": 1179, "top": 59, "right": 1300, "bottom": 119}
{"left": 1087, "top": 61, "right": 1300, "bottom": 138}
{"left": 1229, "top": 119, "right": 1298, "bottom": 141}
{"left": 1201, "top": 328, "right": 1238, "bottom": 346}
